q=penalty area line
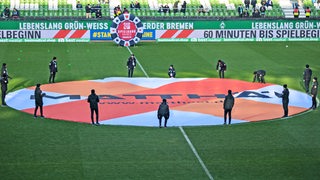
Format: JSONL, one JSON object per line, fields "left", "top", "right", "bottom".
{"left": 126, "top": 46, "right": 149, "bottom": 78}
{"left": 179, "top": 126, "right": 214, "bottom": 180}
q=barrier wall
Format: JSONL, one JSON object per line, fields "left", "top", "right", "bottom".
{"left": 1, "top": 19, "right": 320, "bottom": 42}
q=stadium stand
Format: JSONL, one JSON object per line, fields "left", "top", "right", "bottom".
{"left": 0, "top": 0, "right": 319, "bottom": 19}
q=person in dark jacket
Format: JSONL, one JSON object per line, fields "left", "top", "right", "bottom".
{"left": 173, "top": 0, "right": 179, "bottom": 14}
{"left": 310, "top": 77, "right": 318, "bottom": 110}
{"left": 216, "top": 59, "right": 227, "bottom": 78}
{"left": 157, "top": 99, "right": 170, "bottom": 128}
{"left": 1, "top": 74, "right": 8, "bottom": 106}
{"left": 251, "top": 0, "right": 257, "bottom": 9}
{"left": 303, "top": 64, "right": 312, "bottom": 93}
{"left": 168, "top": 65, "right": 176, "bottom": 78}
{"left": 181, "top": 1, "right": 187, "bottom": 13}
{"left": 127, "top": 54, "right": 136, "bottom": 78}
{"left": 253, "top": 70, "right": 266, "bottom": 83}
{"left": 244, "top": 0, "right": 250, "bottom": 9}
{"left": 85, "top": 4, "right": 92, "bottom": 18}
{"left": 281, "top": 84, "right": 289, "bottom": 117}
{"left": 34, "top": 84, "right": 45, "bottom": 118}
{"left": 87, "top": 89, "right": 100, "bottom": 125}
{"left": 49, "top": 57, "right": 58, "bottom": 83}
{"left": 95, "top": 9, "right": 102, "bottom": 18}
{"left": 3, "top": 7, "right": 10, "bottom": 18}
{"left": 76, "top": 1, "right": 83, "bottom": 10}
{"left": 237, "top": 4, "right": 244, "bottom": 17}
{"left": 1, "top": 63, "right": 12, "bottom": 79}
{"left": 223, "top": 90, "right": 235, "bottom": 125}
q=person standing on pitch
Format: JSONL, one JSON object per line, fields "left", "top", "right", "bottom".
{"left": 127, "top": 54, "right": 136, "bottom": 78}
{"left": 1, "top": 63, "right": 12, "bottom": 79}
{"left": 1, "top": 74, "right": 9, "bottom": 106}
{"left": 216, "top": 59, "right": 227, "bottom": 78}
{"left": 281, "top": 84, "right": 290, "bottom": 117}
{"left": 303, "top": 64, "right": 312, "bottom": 93}
{"left": 168, "top": 64, "right": 176, "bottom": 78}
{"left": 223, "top": 89, "right": 234, "bottom": 125}
{"left": 49, "top": 57, "right": 58, "bottom": 83}
{"left": 310, "top": 77, "right": 318, "bottom": 110}
{"left": 34, "top": 84, "right": 45, "bottom": 118}
{"left": 87, "top": 89, "right": 100, "bottom": 125}
{"left": 157, "top": 99, "right": 170, "bottom": 128}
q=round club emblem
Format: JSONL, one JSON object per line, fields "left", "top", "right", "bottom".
{"left": 110, "top": 14, "right": 143, "bottom": 47}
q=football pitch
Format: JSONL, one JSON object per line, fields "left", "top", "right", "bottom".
{"left": 0, "top": 42, "right": 319, "bottom": 179}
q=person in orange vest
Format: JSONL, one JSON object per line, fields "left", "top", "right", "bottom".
{"left": 305, "top": 7, "right": 311, "bottom": 18}
{"left": 293, "top": 7, "right": 300, "bottom": 18}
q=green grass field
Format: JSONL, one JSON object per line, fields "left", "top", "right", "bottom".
{"left": 0, "top": 42, "right": 319, "bottom": 179}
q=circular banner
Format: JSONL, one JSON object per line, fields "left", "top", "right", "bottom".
{"left": 110, "top": 14, "right": 143, "bottom": 47}
{"left": 5, "top": 78, "right": 312, "bottom": 127}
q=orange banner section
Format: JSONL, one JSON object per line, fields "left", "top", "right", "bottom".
{"left": 173, "top": 98, "right": 307, "bottom": 121}
{"left": 28, "top": 81, "right": 151, "bottom": 96}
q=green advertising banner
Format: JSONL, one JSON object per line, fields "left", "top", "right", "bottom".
{"left": 1, "top": 19, "right": 320, "bottom": 42}
{"left": 1, "top": 20, "right": 320, "bottom": 30}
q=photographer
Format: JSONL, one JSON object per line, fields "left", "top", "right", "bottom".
{"left": 253, "top": 70, "right": 266, "bottom": 83}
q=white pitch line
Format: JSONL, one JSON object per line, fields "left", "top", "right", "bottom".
{"left": 126, "top": 46, "right": 149, "bottom": 78}
{"left": 179, "top": 126, "right": 214, "bottom": 180}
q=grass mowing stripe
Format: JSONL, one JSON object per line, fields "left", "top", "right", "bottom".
{"left": 126, "top": 46, "right": 149, "bottom": 78}
{"left": 179, "top": 126, "right": 214, "bottom": 180}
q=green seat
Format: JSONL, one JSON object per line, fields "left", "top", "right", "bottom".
{"left": 150, "top": 11, "right": 156, "bottom": 17}
{"left": 53, "top": 11, "right": 58, "bottom": 16}
{"left": 271, "top": 11, "right": 277, "bottom": 17}
{"left": 29, "top": 11, "right": 35, "bottom": 17}
{"left": 78, "top": 10, "right": 84, "bottom": 17}
{"left": 105, "top": 10, "right": 110, "bottom": 17}
{"left": 24, "top": 10, "right": 29, "bottom": 17}
{"left": 19, "top": 10, "right": 25, "bottom": 16}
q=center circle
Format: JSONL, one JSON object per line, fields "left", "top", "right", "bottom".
{"left": 6, "top": 78, "right": 311, "bottom": 127}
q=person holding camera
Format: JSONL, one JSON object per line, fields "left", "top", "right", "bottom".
{"left": 127, "top": 54, "right": 136, "bottom": 78}
{"left": 168, "top": 65, "right": 176, "bottom": 78}
{"left": 49, "top": 57, "right": 58, "bottom": 83}
{"left": 216, "top": 59, "right": 227, "bottom": 78}
{"left": 253, "top": 70, "right": 266, "bottom": 83}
